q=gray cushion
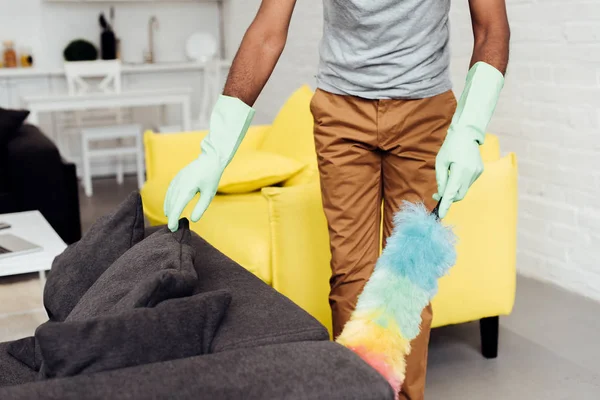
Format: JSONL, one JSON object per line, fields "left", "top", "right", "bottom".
{"left": 44, "top": 191, "right": 145, "bottom": 322}
{"left": 36, "top": 290, "right": 231, "bottom": 379}
{"left": 6, "top": 337, "right": 41, "bottom": 372}
{"left": 0, "top": 341, "right": 37, "bottom": 388}
{"left": 10, "top": 192, "right": 146, "bottom": 372}
{"left": 67, "top": 219, "right": 197, "bottom": 321}
{"left": 0, "top": 341, "right": 394, "bottom": 400}
{"left": 187, "top": 233, "right": 330, "bottom": 352}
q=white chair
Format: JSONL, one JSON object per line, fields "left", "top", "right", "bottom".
{"left": 196, "top": 58, "right": 225, "bottom": 130}
{"left": 64, "top": 60, "right": 144, "bottom": 197}
{"left": 158, "top": 58, "right": 228, "bottom": 133}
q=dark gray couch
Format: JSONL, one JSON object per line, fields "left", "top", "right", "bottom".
{"left": 0, "top": 231, "right": 394, "bottom": 400}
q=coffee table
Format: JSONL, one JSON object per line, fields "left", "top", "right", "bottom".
{"left": 0, "top": 211, "right": 67, "bottom": 285}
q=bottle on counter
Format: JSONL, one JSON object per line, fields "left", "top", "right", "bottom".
{"left": 20, "top": 47, "right": 33, "bottom": 67}
{"left": 3, "top": 41, "right": 17, "bottom": 68}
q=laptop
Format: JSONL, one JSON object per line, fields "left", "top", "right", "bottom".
{"left": 0, "top": 234, "right": 43, "bottom": 260}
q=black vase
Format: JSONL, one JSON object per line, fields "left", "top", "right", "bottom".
{"left": 101, "top": 30, "right": 117, "bottom": 60}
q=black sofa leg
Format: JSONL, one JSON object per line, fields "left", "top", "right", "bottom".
{"left": 480, "top": 316, "right": 499, "bottom": 359}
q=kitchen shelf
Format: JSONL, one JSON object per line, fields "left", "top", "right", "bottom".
{"left": 0, "top": 61, "right": 232, "bottom": 79}
{"left": 44, "top": 0, "right": 226, "bottom": 59}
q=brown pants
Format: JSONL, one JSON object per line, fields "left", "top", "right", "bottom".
{"left": 310, "top": 88, "right": 456, "bottom": 400}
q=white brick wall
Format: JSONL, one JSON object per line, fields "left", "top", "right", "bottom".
{"left": 225, "top": 0, "right": 600, "bottom": 301}
{"left": 468, "top": 0, "right": 600, "bottom": 301}
{"left": 223, "top": 0, "right": 323, "bottom": 124}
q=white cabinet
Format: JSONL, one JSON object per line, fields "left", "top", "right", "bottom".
{"left": 1, "top": 76, "right": 52, "bottom": 110}
{"left": 7, "top": 77, "right": 51, "bottom": 109}
{"left": 1, "top": 76, "right": 53, "bottom": 136}
{"left": 0, "top": 79, "right": 10, "bottom": 108}
{"left": 2, "top": 76, "right": 54, "bottom": 140}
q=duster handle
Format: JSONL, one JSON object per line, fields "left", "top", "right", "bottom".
{"left": 432, "top": 200, "right": 442, "bottom": 220}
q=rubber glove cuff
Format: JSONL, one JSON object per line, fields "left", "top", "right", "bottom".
{"left": 200, "top": 95, "right": 256, "bottom": 170}
{"left": 434, "top": 62, "right": 504, "bottom": 218}
{"left": 449, "top": 61, "right": 504, "bottom": 145}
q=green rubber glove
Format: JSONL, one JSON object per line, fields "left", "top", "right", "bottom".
{"left": 434, "top": 62, "right": 504, "bottom": 218}
{"left": 164, "top": 95, "right": 255, "bottom": 232}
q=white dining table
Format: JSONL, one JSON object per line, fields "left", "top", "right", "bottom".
{"left": 22, "top": 87, "right": 193, "bottom": 131}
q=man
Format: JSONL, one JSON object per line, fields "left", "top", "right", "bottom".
{"left": 164, "top": 1, "right": 510, "bottom": 398}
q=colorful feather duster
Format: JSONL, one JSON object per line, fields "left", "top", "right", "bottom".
{"left": 336, "top": 201, "right": 457, "bottom": 397}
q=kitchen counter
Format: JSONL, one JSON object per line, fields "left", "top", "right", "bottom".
{"left": 0, "top": 60, "right": 231, "bottom": 78}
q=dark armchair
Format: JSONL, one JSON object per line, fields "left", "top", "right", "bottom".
{"left": 0, "top": 123, "right": 81, "bottom": 244}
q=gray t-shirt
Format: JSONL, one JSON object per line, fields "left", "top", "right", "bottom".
{"left": 316, "top": 0, "right": 452, "bottom": 100}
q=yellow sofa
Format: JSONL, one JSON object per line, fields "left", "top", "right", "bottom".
{"left": 141, "top": 85, "right": 518, "bottom": 354}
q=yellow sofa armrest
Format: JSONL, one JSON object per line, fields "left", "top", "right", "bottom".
{"left": 432, "top": 152, "right": 518, "bottom": 328}
{"left": 259, "top": 85, "right": 317, "bottom": 166}
{"left": 262, "top": 182, "right": 333, "bottom": 335}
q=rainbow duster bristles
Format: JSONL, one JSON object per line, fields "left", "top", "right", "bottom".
{"left": 336, "top": 201, "right": 457, "bottom": 397}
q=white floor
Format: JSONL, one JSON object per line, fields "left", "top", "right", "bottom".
{"left": 0, "top": 275, "right": 46, "bottom": 343}
{"left": 427, "top": 276, "right": 600, "bottom": 399}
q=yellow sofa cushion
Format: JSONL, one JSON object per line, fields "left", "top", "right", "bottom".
{"left": 218, "top": 151, "right": 306, "bottom": 194}
{"left": 282, "top": 164, "right": 319, "bottom": 187}
{"left": 259, "top": 85, "right": 318, "bottom": 167}
{"left": 480, "top": 133, "right": 501, "bottom": 162}
{"left": 431, "top": 152, "right": 518, "bottom": 328}
{"left": 144, "top": 125, "right": 271, "bottom": 182}
{"left": 141, "top": 179, "right": 273, "bottom": 284}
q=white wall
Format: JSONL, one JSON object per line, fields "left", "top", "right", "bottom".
{"left": 223, "top": 0, "right": 322, "bottom": 124}
{"left": 0, "top": 0, "right": 219, "bottom": 69}
{"left": 225, "top": 0, "right": 600, "bottom": 301}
